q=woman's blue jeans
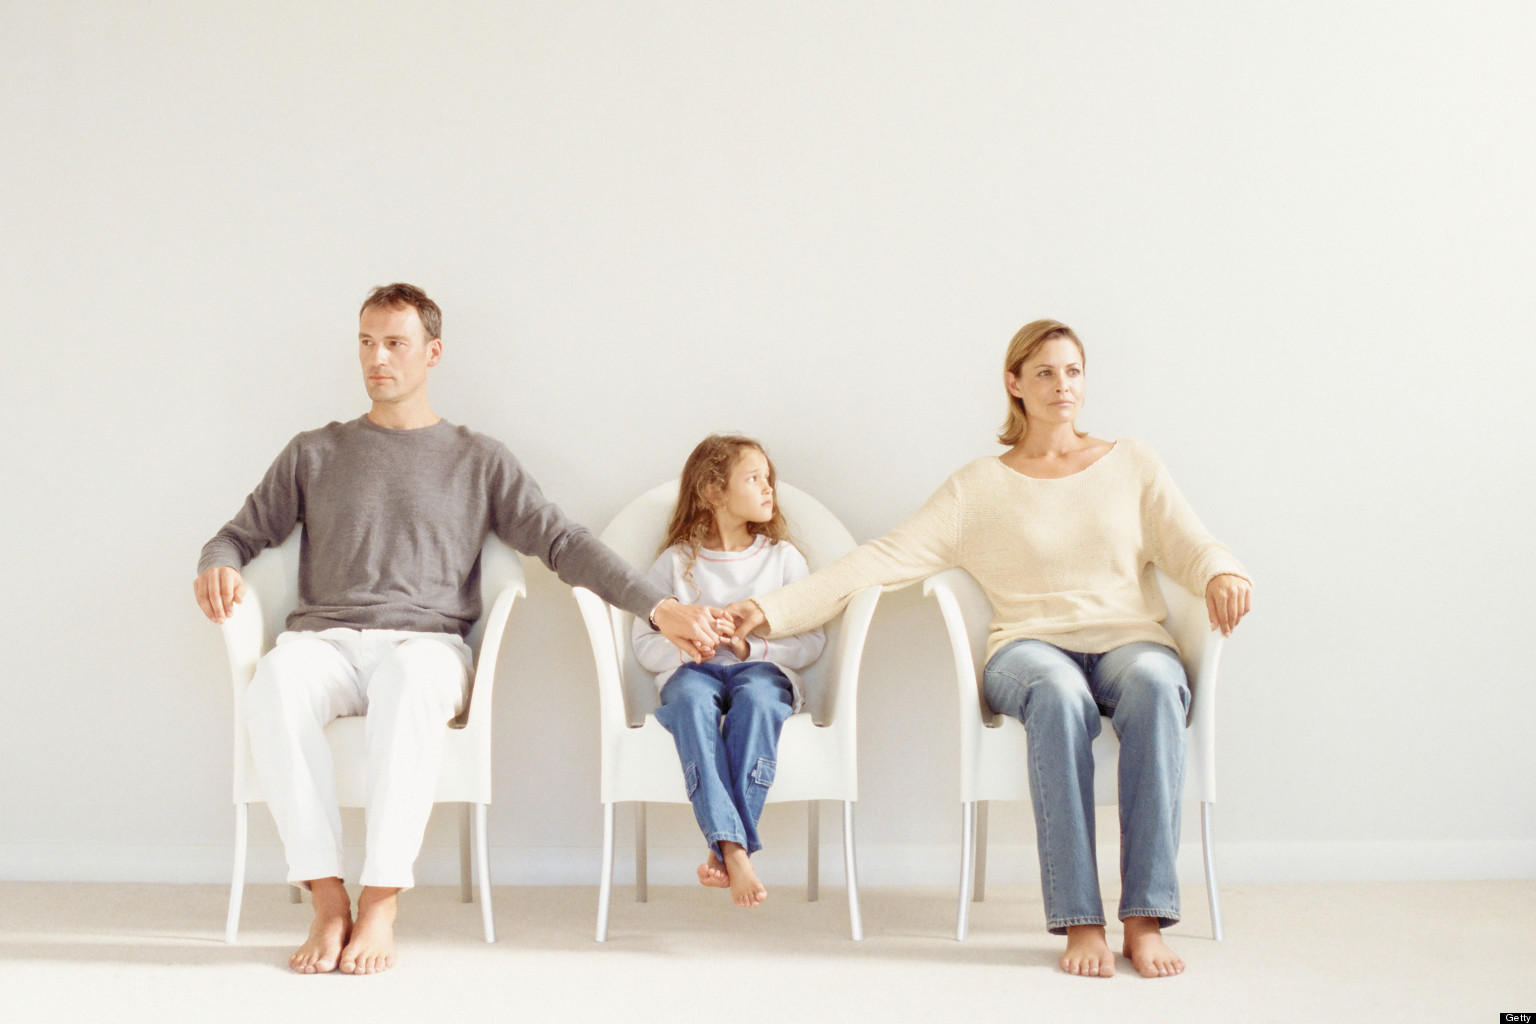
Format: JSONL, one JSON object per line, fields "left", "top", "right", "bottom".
{"left": 654, "top": 661, "right": 794, "bottom": 859}
{"left": 983, "top": 639, "right": 1190, "bottom": 934}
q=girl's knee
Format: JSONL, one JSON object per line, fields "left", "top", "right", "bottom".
{"left": 661, "top": 667, "right": 720, "bottom": 708}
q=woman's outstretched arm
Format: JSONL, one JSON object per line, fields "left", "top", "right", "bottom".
{"left": 736, "top": 474, "right": 963, "bottom": 639}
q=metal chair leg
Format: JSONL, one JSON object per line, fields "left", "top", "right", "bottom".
{"left": 957, "top": 801, "right": 975, "bottom": 940}
{"left": 635, "top": 802, "right": 648, "bottom": 903}
{"left": 842, "top": 801, "right": 863, "bottom": 941}
{"left": 225, "top": 803, "right": 248, "bottom": 943}
{"left": 1202, "top": 801, "right": 1224, "bottom": 941}
{"left": 596, "top": 802, "right": 615, "bottom": 941}
{"left": 807, "top": 801, "right": 820, "bottom": 902}
{"left": 459, "top": 803, "right": 473, "bottom": 903}
{"left": 974, "top": 800, "right": 988, "bottom": 902}
{"left": 475, "top": 803, "right": 495, "bottom": 942}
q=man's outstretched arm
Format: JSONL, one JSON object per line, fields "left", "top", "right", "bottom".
{"left": 486, "top": 446, "right": 728, "bottom": 660}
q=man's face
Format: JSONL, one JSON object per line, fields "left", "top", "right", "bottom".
{"left": 358, "top": 303, "right": 441, "bottom": 406}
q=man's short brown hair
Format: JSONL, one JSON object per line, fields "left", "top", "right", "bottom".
{"left": 360, "top": 283, "right": 442, "bottom": 340}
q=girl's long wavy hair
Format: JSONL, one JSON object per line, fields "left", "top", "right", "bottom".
{"left": 659, "top": 434, "right": 791, "bottom": 590}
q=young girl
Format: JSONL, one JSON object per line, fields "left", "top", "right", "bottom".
{"left": 632, "top": 435, "right": 825, "bottom": 908}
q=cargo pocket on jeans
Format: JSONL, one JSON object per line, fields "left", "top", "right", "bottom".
{"left": 683, "top": 761, "right": 699, "bottom": 798}
{"left": 749, "top": 757, "right": 776, "bottom": 789}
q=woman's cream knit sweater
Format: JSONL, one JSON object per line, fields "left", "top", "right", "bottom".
{"left": 756, "top": 440, "right": 1247, "bottom": 663}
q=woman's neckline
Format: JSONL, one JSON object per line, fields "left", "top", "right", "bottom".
{"left": 995, "top": 439, "right": 1119, "bottom": 481}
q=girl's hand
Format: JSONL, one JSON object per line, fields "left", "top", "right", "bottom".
{"left": 1205, "top": 574, "right": 1252, "bottom": 637}
{"left": 727, "top": 635, "right": 750, "bottom": 660}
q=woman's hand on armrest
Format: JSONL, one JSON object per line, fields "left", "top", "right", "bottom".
{"left": 1205, "top": 574, "right": 1252, "bottom": 637}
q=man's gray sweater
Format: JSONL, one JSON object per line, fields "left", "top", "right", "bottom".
{"left": 198, "top": 416, "right": 666, "bottom": 637}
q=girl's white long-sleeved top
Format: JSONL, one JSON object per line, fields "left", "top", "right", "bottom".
{"left": 632, "top": 535, "right": 826, "bottom": 710}
{"left": 755, "top": 440, "right": 1248, "bottom": 665}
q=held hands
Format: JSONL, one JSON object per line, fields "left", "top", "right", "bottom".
{"left": 724, "top": 599, "right": 768, "bottom": 639}
{"left": 194, "top": 566, "right": 246, "bottom": 624}
{"left": 653, "top": 597, "right": 736, "bottom": 663}
{"left": 1205, "top": 573, "right": 1252, "bottom": 637}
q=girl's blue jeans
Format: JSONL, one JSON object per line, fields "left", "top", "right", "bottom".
{"left": 982, "top": 639, "right": 1190, "bottom": 934}
{"left": 654, "top": 660, "right": 794, "bottom": 860}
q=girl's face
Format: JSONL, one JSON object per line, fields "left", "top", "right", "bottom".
{"left": 713, "top": 448, "right": 775, "bottom": 526}
{"left": 1004, "top": 335, "right": 1085, "bottom": 428}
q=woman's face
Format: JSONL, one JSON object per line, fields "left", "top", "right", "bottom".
{"left": 1004, "top": 335, "right": 1085, "bottom": 429}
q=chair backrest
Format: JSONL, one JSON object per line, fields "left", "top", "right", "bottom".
{"left": 596, "top": 479, "right": 857, "bottom": 723}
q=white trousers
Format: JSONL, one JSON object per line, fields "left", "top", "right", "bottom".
{"left": 242, "top": 628, "right": 472, "bottom": 890}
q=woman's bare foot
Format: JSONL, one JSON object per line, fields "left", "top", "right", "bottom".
{"left": 339, "top": 886, "right": 398, "bottom": 975}
{"left": 1060, "top": 924, "right": 1115, "bottom": 977}
{"left": 1122, "top": 916, "right": 1185, "bottom": 977}
{"left": 719, "top": 842, "right": 766, "bottom": 908}
{"left": 290, "top": 877, "right": 351, "bottom": 974}
{"left": 696, "top": 852, "right": 730, "bottom": 888}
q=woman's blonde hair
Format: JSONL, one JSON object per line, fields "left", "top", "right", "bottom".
{"left": 659, "top": 435, "right": 790, "bottom": 588}
{"left": 997, "top": 319, "right": 1086, "bottom": 446}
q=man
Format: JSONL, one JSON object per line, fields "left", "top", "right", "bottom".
{"left": 195, "top": 283, "right": 726, "bottom": 975}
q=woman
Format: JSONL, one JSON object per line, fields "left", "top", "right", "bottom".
{"left": 728, "top": 319, "right": 1251, "bottom": 979}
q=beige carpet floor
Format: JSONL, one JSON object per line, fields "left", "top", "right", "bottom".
{"left": 1, "top": 881, "right": 1530, "bottom": 1023}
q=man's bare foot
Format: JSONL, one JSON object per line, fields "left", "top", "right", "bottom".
{"left": 696, "top": 852, "right": 730, "bottom": 888}
{"left": 290, "top": 877, "right": 351, "bottom": 974}
{"left": 1122, "top": 916, "right": 1185, "bottom": 977}
{"left": 719, "top": 842, "right": 766, "bottom": 908}
{"left": 339, "top": 886, "right": 398, "bottom": 975}
{"left": 1060, "top": 924, "right": 1116, "bottom": 977}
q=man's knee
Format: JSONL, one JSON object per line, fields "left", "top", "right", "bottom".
{"left": 369, "top": 639, "right": 468, "bottom": 716}
{"left": 243, "top": 638, "right": 334, "bottom": 719}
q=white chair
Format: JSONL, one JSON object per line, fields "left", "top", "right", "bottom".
{"left": 922, "top": 567, "right": 1226, "bottom": 941}
{"left": 219, "top": 530, "right": 526, "bottom": 944}
{"left": 574, "top": 481, "right": 879, "bottom": 942}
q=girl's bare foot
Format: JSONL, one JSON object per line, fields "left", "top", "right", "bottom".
{"left": 719, "top": 842, "right": 766, "bottom": 908}
{"left": 339, "top": 886, "right": 398, "bottom": 975}
{"left": 1122, "top": 916, "right": 1185, "bottom": 977}
{"left": 290, "top": 877, "right": 350, "bottom": 974}
{"left": 1060, "top": 924, "right": 1115, "bottom": 977}
{"left": 696, "top": 852, "right": 730, "bottom": 888}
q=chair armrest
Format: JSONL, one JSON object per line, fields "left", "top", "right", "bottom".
{"left": 457, "top": 581, "right": 527, "bottom": 731}
{"left": 1184, "top": 629, "right": 1224, "bottom": 802}
{"left": 1155, "top": 571, "right": 1224, "bottom": 801}
{"left": 574, "top": 587, "right": 635, "bottom": 736}
{"left": 922, "top": 568, "right": 999, "bottom": 729}
{"left": 219, "top": 589, "right": 267, "bottom": 700}
{"left": 815, "top": 585, "right": 880, "bottom": 728}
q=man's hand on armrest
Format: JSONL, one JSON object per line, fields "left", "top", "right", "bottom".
{"left": 652, "top": 597, "right": 733, "bottom": 663}
{"left": 194, "top": 566, "right": 246, "bottom": 624}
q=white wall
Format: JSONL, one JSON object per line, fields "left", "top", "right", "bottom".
{"left": 3, "top": 0, "right": 1532, "bottom": 886}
